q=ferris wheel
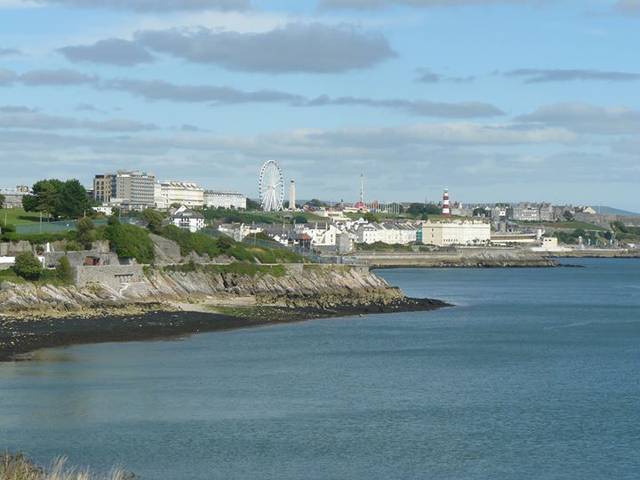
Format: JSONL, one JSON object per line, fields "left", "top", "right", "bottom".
{"left": 258, "top": 160, "right": 285, "bottom": 212}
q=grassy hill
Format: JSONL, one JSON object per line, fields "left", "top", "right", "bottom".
{"left": 0, "top": 208, "right": 42, "bottom": 226}
{"left": 590, "top": 206, "right": 640, "bottom": 217}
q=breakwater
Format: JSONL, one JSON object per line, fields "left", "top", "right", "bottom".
{"left": 345, "top": 247, "right": 557, "bottom": 268}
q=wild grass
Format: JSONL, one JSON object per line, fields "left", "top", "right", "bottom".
{"left": 0, "top": 454, "right": 133, "bottom": 480}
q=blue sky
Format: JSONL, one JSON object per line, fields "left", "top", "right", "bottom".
{"left": 1, "top": 0, "right": 639, "bottom": 209}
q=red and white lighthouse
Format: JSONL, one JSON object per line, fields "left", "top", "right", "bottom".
{"left": 442, "top": 189, "right": 451, "bottom": 216}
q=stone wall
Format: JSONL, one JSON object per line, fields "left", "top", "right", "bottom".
{"left": 347, "top": 247, "right": 556, "bottom": 268}
{"left": 0, "top": 241, "right": 32, "bottom": 256}
{"left": 74, "top": 264, "right": 145, "bottom": 290}
{"left": 44, "top": 251, "right": 120, "bottom": 269}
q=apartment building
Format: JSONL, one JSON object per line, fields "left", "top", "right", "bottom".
{"left": 155, "top": 181, "right": 204, "bottom": 210}
{"left": 418, "top": 220, "right": 491, "bottom": 247}
{"left": 204, "top": 191, "right": 247, "bottom": 210}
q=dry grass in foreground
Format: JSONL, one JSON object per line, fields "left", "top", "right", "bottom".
{"left": 0, "top": 454, "right": 134, "bottom": 480}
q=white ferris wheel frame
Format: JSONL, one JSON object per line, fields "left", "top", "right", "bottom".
{"left": 258, "top": 160, "right": 285, "bottom": 212}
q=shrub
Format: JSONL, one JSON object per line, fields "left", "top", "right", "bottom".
{"left": 65, "top": 240, "right": 83, "bottom": 252}
{"left": 106, "top": 223, "right": 155, "bottom": 264}
{"left": 56, "top": 255, "right": 74, "bottom": 283}
{"left": 77, "top": 217, "right": 96, "bottom": 248}
{"left": 142, "top": 209, "right": 165, "bottom": 234}
{"left": 13, "top": 251, "right": 42, "bottom": 281}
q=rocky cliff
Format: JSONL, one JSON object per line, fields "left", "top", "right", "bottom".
{"left": 0, "top": 265, "right": 406, "bottom": 318}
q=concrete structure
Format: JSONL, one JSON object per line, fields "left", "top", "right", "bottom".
{"left": 289, "top": 180, "right": 296, "bottom": 211}
{"left": 418, "top": 219, "right": 491, "bottom": 247}
{"left": 531, "top": 237, "right": 571, "bottom": 253}
{"left": 0, "top": 256, "right": 15, "bottom": 270}
{"left": 155, "top": 181, "right": 204, "bottom": 210}
{"left": 0, "top": 186, "right": 30, "bottom": 209}
{"left": 491, "top": 232, "right": 540, "bottom": 245}
{"left": 204, "top": 191, "right": 247, "bottom": 210}
{"left": 170, "top": 206, "right": 205, "bottom": 233}
{"left": 336, "top": 232, "right": 354, "bottom": 254}
{"left": 74, "top": 264, "right": 145, "bottom": 290}
{"left": 94, "top": 170, "right": 156, "bottom": 211}
{"left": 92, "top": 174, "right": 114, "bottom": 204}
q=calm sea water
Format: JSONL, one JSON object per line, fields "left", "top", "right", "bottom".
{"left": 1, "top": 259, "right": 639, "bottom": 479}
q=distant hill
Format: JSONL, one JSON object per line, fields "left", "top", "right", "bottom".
{"left": 591, "top": 206, "right": 640, "bottom": 217}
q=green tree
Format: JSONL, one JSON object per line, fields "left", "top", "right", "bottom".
{"left": 14, "top": 251, "right": 43, "bottom": 281}
{"left": 0, "top": 193, "right": 5, "bottom": 209}
{"left": 406, "top": 203, "right": 441, "bottom": 217}
{"left": 22, "top": 179, "right": 64, "bottom": 218}
{"left": 306, "top": 198, "right": 327, "bottom": 208}
{"left": 363, "top": 212, "right": 380, "bottom": 223}
{"left": 22, "top": 179, "right": 89, "bottom": 219}
{"left": 76, "top": 217, "right": 95, "bottom": 248}
{"left": 142, "top": 209, "right": 165, "bottom": 234}
{"left": 106, "top": 223, "right": 155, "bottom": 264}
{"left": 57, "top": 180, "right": 90, "bottom": 219}
{"left": 246, "top": 198, "right": 260, "bottom": 210}
{"left": 56, "top": 256, "right": 74, "bottom": 283}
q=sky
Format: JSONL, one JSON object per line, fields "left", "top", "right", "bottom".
{"left": 0, "top": 0, "right": 639, "bottom": 209}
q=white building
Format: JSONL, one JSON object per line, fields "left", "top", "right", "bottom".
{"left": 316, "top": 208, "right": 350, "bottom": 223}
{"left": 531, "top": 237, "right": 571, "bottom": 253}
{"left": 512, "top": 203, "right": 541, "bottom": 222}
{"left": 155, "top": 181, "right": 204, "bottom": 210}
{"left": 0, "top": 186, "right": 30, "bottom": 209}
{"left": 217, "top": 223, "right": 263, "bottom": 242}
{"left": 92, "top": 205, "right": 114, "bottom": 216}
{"left": 170, "top": 206, "right": 205, "bottom": 233}
{"left": 354, "top": 222, "right": 418, "bottom": 245}
{"left": 110, "top": 170, "right": 156, "bottom": 211}
{"left": 419, "top": 220, "right": 491, "bottom": 247}
{"left": 299, "top": 223, "right": 340, "bottom": 247}
{"left": 204, "top": 191, "right": 246, "bottom": 210}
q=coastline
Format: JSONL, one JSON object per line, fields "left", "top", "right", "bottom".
{"left": 0, "top": 297, "right": 449, "bottom": 362}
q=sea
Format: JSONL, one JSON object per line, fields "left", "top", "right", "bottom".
{"left": 1, "top": 258, "right": 639, "bottom": 479}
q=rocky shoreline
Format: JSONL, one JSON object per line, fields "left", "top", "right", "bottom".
{"left": 0, "top": 297, "right": 449, "bottom": 362}
{"left": 0, "top": 264, "right": 451, "bottom": 362}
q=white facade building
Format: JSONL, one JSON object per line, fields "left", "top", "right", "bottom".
{"left": 110, "top": 170, "right": 156, "bottom": 211}
{"left": 204, "top": 191, "right": 246, "bottom": 210}
{"left": 419, "top": 220, "right": 491, "bottom": 247}
{"left": 218, "top": 223, "right": 263, "bottom": 242}
{"left": 0, "top": 186, "right": 30, "bottom": 209}
{"left": 170, "top": 206, "right": 205, "bottom": 233}
{"left": 299, "top": 223, "right": 340, "bottom": 247}
{"left": 156, "top": 181, "right": 204, "bottom": 210}
{"left": 354, "top": 223, "right": 418, "bottom": 245}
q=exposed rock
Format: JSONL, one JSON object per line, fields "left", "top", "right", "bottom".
{"left": 0, "top": 265, "right": 405, "bottom": 319}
